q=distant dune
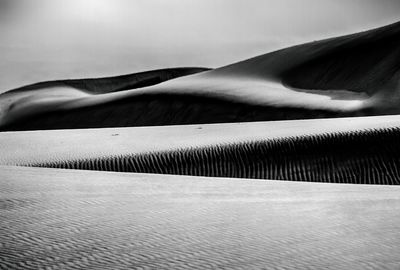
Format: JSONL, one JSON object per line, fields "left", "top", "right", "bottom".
{"left": 1, "top": 21, "right": 399, "bottom": 130}
{"left": 4, "top": 67, "right": 210, "bottom": 95}
{"left": 0, "top": 67, "right": 209, "bottom": 130}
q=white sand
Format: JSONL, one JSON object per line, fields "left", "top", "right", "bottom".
{"left": 1, "top": 115, "right": 400, "bottom": 166}
{"left": 1, "top": 165, "right": 400, "bottom": 269}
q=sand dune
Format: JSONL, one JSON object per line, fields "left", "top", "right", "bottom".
{"left": 35, "top": 128, "right": 400, "bottom": 184}
{"left": 5, "top": 67, "right": 210, "bottom": 95}
{"left": 1, "top": 21, "right": 399, "bottom": 130}
{"left": 2, "top": 115, "right": 400, "bottom": 184}
{"left": 0, "top": 67, "right": 209, "bottom": 129}
{"left": 2, "top": 19, "right": 400, "bottom": 269}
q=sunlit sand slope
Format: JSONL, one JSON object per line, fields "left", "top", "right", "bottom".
{"left": 1, "top": 21, "right": 399, "bottom": 130}
{"left": 2, "top": 115, "right": 400, "bottom": 184}
{"left": 1, "top": 166, "right": 400, "bottom": 269}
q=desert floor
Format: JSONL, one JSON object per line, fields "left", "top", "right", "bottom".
{"left": 1, "top": 165, "right": 400, "bottom": 269}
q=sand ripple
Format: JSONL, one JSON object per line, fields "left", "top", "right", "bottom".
{"left": 1, "top": 166, "right": 400, "bottom": 269}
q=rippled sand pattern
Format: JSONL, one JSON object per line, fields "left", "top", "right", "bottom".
{"left": 36, "top": 127, "right": 400, "bottom": 185}
{"left": 1, "top": 166, "right": 400, "bottom": 269}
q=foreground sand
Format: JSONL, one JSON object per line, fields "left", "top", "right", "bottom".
{"left": 2, "top": 117, "right": 400, "bottom": 268}
{"left": 1, "top": 165, "right": 400, "bottom": 269}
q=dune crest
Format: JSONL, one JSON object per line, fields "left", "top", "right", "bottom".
{"left": 1, "top": 21, "right": 400, "bottom": 130}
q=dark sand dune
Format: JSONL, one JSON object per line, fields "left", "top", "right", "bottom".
{"left": 1, "top": 21, "right": 400, "bottom": 130}
{"left": 0, "top": 67, "right": 209, "bottom": 129}
{"left": 4, "top": 67, "right": 210, "bottom": 95}
{"left": 2, "top": 166, "right": 400, "bottom": 269}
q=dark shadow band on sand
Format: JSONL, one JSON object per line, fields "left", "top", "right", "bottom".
{"left": 31, "top": 126, "right": 400, "bottom": 185}
{"left": 0, "top": 93, "right": 379, "bottom": 131}
{"left": 0, "top": 92, "right": 374, "bottom": 131}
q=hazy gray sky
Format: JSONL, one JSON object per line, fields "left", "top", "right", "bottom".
{"left": 0, "top": 0, "right": 399, "bottom": 91}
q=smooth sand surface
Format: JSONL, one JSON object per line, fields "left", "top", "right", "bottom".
{"left": 1, "top": 21, "right": 399, "bottom": 130}
{"left": 1, "top": 115, "right": 400, "bottom": 166}
{"left": 1, "top": 165, "right": 400, "bottom": 269}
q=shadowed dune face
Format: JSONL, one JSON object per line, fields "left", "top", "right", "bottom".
{"left": 0, "top": 93, "right": 371, "bottom": 131}
{"left": 4, "top": 67, "right": 211, "bottom": 95}
{"left": 1, "top": 21, "right": 400, "bottom": 130}
{"left": 0, "top": 67, "right": 210, "bottom": 129}
{"left": 282, "top": 38, "right": 400, "bottom": 95}
{"left": 32, "top": 127, "right": 400, "bottom": 185}
{"left": 2, "top": 115, "right": 400, "bottom": 185}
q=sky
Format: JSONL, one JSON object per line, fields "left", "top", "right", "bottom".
{"left": 0, "top": 0, "right": 399, "bottom": 92}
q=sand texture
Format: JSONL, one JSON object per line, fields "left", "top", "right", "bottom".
{"left": 1, "top": 166, "right": 400, "bottom": 269}
{"left": 1, "top": 115, "right": 400, "bottom": 184}
{"left": 2, "top": 20, "right": 400, "bottom": 270}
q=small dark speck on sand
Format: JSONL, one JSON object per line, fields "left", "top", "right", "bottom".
{"left": 111, "top": 134, "right": 119, "bottom": 136}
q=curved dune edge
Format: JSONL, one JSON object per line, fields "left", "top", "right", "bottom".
{"left": 4, "top": 67, "right": 211, "bottom": 95}
{"left": 1, "top": 21, "right": 400, "bottom": 130}
{"left": 0, "top": 67, "right": 210, "bottom": 129}
{"left": 2, "top": 115, "right": 400, "bottom": 185}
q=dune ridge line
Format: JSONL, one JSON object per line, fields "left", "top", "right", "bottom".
{"left": 23, "top": 125, "right": 400, "bottom": 185}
